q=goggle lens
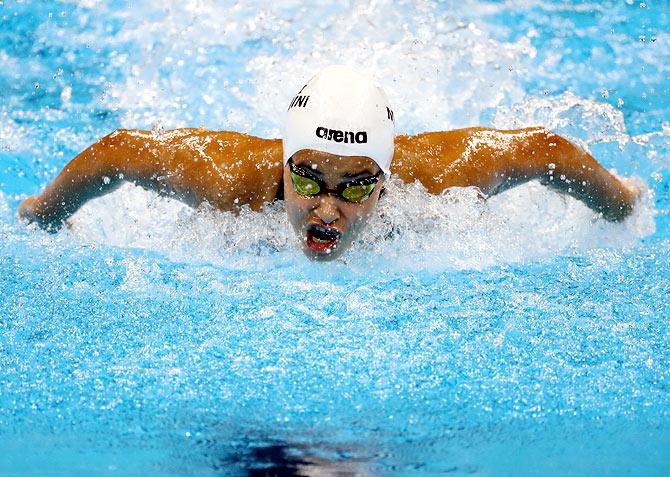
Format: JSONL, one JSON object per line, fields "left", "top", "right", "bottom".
{"left": 289, "top": 162, "right": 380, "bottom": 203}
{"left": 291, "top": 171, "right": 321, "bottom": 196}
{"left": 341, "top": 183, "right": 376, "bottom": 203}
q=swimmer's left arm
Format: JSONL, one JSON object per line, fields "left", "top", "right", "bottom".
{"left": 393, "top": 128, "right": 638, "bottom": 222}
{"left": 498, "top": 128, "right": 638, "bottom": 221}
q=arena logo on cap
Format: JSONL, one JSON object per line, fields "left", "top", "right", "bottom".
{"left": 315, "top": 127, "right": 367, "bottom": 144}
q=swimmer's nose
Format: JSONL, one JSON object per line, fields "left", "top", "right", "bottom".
{"left": 314, "top": 195, "right": 340, "bottom": 224}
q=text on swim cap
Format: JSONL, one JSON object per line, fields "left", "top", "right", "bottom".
{"left": 386, "top": 107, "right": 394, "bottom": 122}
{"left": 288, "top": 95, "right": 310, "bottom": 110}
{"left": 315, "top": 127, "right": 367, "bottom": 144}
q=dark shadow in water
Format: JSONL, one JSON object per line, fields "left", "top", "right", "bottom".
{"left": 242, "top": 444, "right": 307, "bottom": 477}
{"left": 211, "top": 441, "right": 372, "bottom": 477}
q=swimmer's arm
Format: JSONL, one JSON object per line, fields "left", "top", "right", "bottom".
{"left": 393, "top": 128, "right": 638, "bottom": 222}
{"left": 18, "top": 129, "right": 157, "bottom": 231}
{"left": 18, "top": 129, "right": 283, "bottom": 231}
{"left": 496, "top": 128, "right": 638, "bottom": 221}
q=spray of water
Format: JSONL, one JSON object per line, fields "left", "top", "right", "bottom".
{"left": 1, "top": 0, "right": 661, "bottom": 270}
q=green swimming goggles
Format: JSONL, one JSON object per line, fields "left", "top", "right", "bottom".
{"left": 289, "top": 160, "right": 383, "bottom": 203}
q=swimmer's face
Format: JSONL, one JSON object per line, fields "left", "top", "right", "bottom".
{"left": 283, "top": 149, "right": 384, "bottom": 260}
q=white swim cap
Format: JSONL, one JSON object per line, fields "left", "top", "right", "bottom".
{"left": 282, "top": 65, "right": 395, "bottom": 176}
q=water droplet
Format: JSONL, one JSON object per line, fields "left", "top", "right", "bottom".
{"left": 60, "top": 86, "right": 72, "bottom": 103}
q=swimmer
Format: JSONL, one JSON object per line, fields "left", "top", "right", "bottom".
{"left": 18, "top": 65, "right": 640, "bottom": 260}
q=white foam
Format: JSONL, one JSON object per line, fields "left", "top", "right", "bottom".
{"left": 62, "top": 176, "right": 655, "bottom": 271}
{"left": 90, "top": 0, "right": 530, "bottom": 135}
{"left": 0, "top": 114, "right": 30, "bottom": 153}
{"left": 491, "top": 92, "right": 631, "bottom": 148}
{"left": 64, "top": 182, "right": 295, "bottom": 267}
{"left": 245, "top": 2, "right": 530, "bottom": 136}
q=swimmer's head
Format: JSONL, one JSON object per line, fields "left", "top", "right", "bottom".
{"left": 282, "top": 65, "right": 395, "bottom": 175}
{"left": 282, "top": 65, "right": 395, "bottom": 260}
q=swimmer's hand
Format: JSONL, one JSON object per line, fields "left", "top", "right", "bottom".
{"left": 619, "top": 177, "right": 645, "bottom": 203}
{"left": 17, "top": 195, "right": 39, "bottom": 223}
{"left": 598, "top": 176, "right": 644, "bottom": 222}
{"left": 17, "top": 195, "right": 63, "bottom": 232}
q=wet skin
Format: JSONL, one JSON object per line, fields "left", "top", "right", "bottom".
{"left": 18, "top": 127, "right": 640, "bottom": 258}
{"left": 284, "top": 150, "right": 384, "bottom": 260}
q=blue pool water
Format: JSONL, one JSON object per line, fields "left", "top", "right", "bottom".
{"left": 1, "top": 1, "right": 669, "bottom": 475}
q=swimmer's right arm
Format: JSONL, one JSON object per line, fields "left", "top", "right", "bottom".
{"left": 18, "top": 129, "right": 283, "bottom": 231}
{"left": 18, "top": 129, "right": 150, "bottom": 231}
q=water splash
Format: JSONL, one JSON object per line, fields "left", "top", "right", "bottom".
{"left": 94, "top": 0, "right": 530, "bottom": 135}
{"left": 52, "top": 175, "right": 655, "bottom": 271}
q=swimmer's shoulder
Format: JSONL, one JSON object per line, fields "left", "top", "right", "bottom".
{"left": 146, "top": 128, "right": 284, "bottom": 210}
{"left": 206, "top": 130, "right": 283, "bottom": 189}
{"left": 155, "top": 128, "right": 281, "bottom": 155}
{"left": 154, "top": 128, "right": 282, "bottom": 168}
{"left": 391, "top": 127, "right": 550, "bottom": 169}
{"left": 390, "top": 127, "right": 551, "bottom": 193}
{"left": 193, "top": 130, "right": 284, "bottom": 209}
{"left": 390, "top": 128, "right": 489, "bottom": 184}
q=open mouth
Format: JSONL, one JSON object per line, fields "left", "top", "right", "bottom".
{"left": 305, "top": 224, "right": 342, "bottom": 253}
